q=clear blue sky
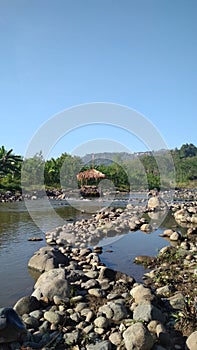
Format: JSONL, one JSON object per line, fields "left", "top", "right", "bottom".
{"left": 0, "top": 0, "right": 196, "bottom": 158}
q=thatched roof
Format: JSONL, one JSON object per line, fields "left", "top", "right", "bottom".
{"left": 77, "top": 169, "right": 105, "bottom": 182}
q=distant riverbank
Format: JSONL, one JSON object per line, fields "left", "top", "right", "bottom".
{"left": 0, "top": 187, "right": 197, "bottom": 203}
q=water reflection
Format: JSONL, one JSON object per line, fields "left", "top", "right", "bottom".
{"left": 0, "top": 200, "right": 82, "bottom": 307}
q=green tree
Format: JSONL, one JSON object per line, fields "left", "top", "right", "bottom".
{"left": 0, "top": 146, "right": 22, "bottom": 177}
{"left": 21, "top": 152, "right": 45, "bottom": 190}
{"left": 124, "top": 159, "right": 147, "bottom": 190}
{"left": 179, "top": 143, "right": 197, "bottom": 158}
{"left": 44, "top": 157, "right": 62, "bottom": 187}
{"left": 60, "top": 154, "right": 83, "bottom": 189}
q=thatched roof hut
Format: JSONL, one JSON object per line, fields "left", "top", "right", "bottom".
{"left": 77, "top": 169, "right": 105, "bottom": 185}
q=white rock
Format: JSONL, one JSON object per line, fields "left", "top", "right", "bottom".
{"left": 170, "top": 231, "right": 180, "bottom": 241}
{"left": 140, "top": 224, "right": 152, "bottom": 232}
{"left": 186, "top": 331, "right": 197, "bottom": 350}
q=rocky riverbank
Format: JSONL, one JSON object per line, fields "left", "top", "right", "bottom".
{"left": 0, "top": 191, "right": 23, "bottom": 203}
{"left": 0, "top": 200, "right": 196, "bottom": 349}
{"left": 0, "top": 188, "right": 197, "bottom": 203}
{"left": 0, "top": 189, "right": 64, "bottom": 203}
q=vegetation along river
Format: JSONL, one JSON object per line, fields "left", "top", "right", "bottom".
{"left": 0, "top": 197, "right": 184, "bottom": 308}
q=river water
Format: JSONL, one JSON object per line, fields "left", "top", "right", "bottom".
{"left": 0, "top": 197, "right": 181, "bottom": 308}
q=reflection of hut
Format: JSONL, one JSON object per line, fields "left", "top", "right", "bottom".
{"left": 76, "top": 169, "right": 106, "bottom": 198}
{"left": 77, "top": 169, "right": 105, "bottom": 186}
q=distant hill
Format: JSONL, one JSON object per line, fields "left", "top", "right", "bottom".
{"left": 82, "top": 150, "right": 167, "bottom": 165}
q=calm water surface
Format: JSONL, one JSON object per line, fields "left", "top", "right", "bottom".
{"left": 0, "top": 198, "right": 180, "bottom": 307}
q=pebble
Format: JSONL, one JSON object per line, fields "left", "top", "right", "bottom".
{"left": 94, "top": 316, "right": 109, "bottom": 329}
{"left": 43, "top": 311, "right": 62, "bottom": 324}
{"left": 88, "top": 288, "right": 105, "bottom": 297}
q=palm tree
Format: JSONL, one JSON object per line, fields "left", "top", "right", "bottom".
{"left": 0, "top": 146, "right": 22, "bottom": 177}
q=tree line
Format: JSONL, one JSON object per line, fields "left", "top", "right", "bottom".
{"left": 0, "top": 143, "right": 196, "bottom": 192}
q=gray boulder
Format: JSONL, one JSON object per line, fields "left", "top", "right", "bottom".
{"left": 133, "top": 303, "right": 165, "bottom": 323}
{"left": 28, "top": 246, "right": 69, "bottom": 272}
{"left": 0, "top": 308, "right": 26, "bottom": 344}
{"left": 108, "top": 301, "right": 129, "bottom": 322}
{"left": 33, "top": 268, "right": 70, "bottom": 301}
{"left": 14, "top": 296, "right": 40, "bottom": 316}
{"left": 123, "top": 322, "right": 154, "bottom": 350}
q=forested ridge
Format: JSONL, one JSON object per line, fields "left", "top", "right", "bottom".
{"left": 0, "top": 143, "right": 196, "bottom": 192}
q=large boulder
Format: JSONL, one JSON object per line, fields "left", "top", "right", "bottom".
{"left": 32, "top": 268, "right": 70, "bottom": 301}
{"left": 133, "top": 303, "right": 165, "bottom": 323}
{"left": 148, "top": 196, "right": 166, "bottom": 210}
{"left": 13, "top": 296, "right": 40, "bottom": 316}
{"left": 107, "top": 301, "right": 128, "bottom": 322}
{"left": 0, "top": 308, "right": 26, "bottom": 343}
{"left": 28, "top": 246, "right": 69, "bottom": 272}
{"left": 123, "top": 322, "right": 154, "bottom": 350}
